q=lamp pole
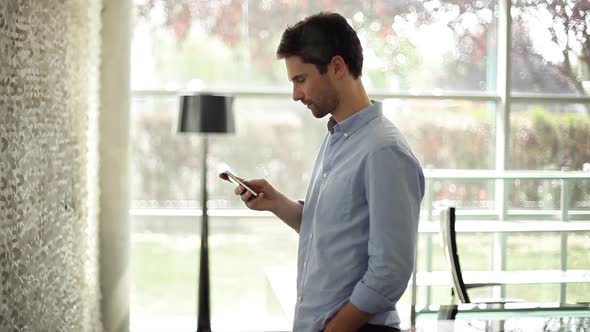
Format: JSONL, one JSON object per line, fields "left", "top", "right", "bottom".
{"left": 197, "top": 135, "right": 211, "bottom": 332}
{"left": 178, "top": 93, "right": 233, "bottom": 332}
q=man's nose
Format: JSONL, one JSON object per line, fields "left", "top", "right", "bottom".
{"left": 292, "top": 85, "right": 303, "bottom": 102}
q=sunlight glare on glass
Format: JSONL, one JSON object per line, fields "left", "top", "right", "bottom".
{"left": 522, "top": 9, "right": 566, "bottom": 64}
{"left": 353, "top": 11, "right": 364, "bottom": 23}
{"left": 216, "top": 162, "right": 233, "bottom": 174}
{"left": 255, "top": 163, "right": 270, "bottom": 177}
{"left": 413, "top": 24, "right": 454, "bottom": 65}
{"left": 150, "top": 1, "right": 167, "bottom": 26}
{"left": 186, "top": 79, "right": 205, "bottom": 91}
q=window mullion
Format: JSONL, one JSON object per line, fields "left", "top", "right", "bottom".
{"left": 494, "top": 0, "right": 512, "bottom": 299}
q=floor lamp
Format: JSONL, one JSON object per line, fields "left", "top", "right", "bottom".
{"left": 178, "top": 93, "right": 234, "bottom": 332}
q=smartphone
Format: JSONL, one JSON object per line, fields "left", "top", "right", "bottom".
{"left": 222, "top": 171, "right": 258, "bottom": 198}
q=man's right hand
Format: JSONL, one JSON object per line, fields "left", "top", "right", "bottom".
{"left": 218, "top": 174, "right": 281, "bottom": 211}
{"left": 235, "top": 178, "right": 280, "bottom": 212}
{"left": 218, "top": 174, "right": 303, "bottom": 233}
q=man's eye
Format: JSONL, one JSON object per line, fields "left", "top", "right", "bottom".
{"left": 296, "top": 78, "right": 305, "bottom": 84}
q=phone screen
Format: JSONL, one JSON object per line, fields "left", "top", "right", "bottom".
{"left": 223, "top": 171, "right": 258, "bottom": 197}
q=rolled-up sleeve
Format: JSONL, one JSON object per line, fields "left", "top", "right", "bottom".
{"left": 350, "top": 146, "right": 424, "bottom": 314}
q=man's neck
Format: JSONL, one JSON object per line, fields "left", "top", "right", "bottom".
{"left": 331, "top": 81, "right": 372, "bottom": 123}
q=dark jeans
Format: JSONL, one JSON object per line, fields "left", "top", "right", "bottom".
{"left": 322, "top": 324, "right": 401, "bottom": 332}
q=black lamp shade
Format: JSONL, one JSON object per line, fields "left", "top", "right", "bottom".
{"left": 178, "top": 94, "right": 235, "bottom": 134}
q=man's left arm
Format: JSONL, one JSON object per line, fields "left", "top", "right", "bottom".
{"left": 325, "top": 147, "right": 425, "bottom": 332}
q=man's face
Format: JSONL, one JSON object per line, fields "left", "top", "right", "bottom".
{"left": 285, "top": 56, "right": 339, "bottom": 119}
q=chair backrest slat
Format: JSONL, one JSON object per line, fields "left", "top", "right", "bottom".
{"left": 441, "top": 207, "right": 471, "bottom": 303}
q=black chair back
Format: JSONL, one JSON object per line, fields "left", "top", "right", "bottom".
{"left": 441, "top": 207, "right": 471, "bottom": 303}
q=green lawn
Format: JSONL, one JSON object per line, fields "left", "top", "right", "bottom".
{"left": 130, "top": 218, "right": 590, "bottom": 330}
{"left": 130, "top": 218, "right": 298, "bottom": 330}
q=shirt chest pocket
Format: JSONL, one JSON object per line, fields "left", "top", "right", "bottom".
{"left": 316, "top": 172, "right": 364, "bottom": 223}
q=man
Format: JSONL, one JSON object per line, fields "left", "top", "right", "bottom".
{"left": 221, "top": 12, "right": 424, "bottom": 332}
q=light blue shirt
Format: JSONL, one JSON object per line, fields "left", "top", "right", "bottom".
{"left": 294, "top": 101, "right": 425, "bottom": 331}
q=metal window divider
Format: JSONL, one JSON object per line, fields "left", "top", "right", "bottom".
{"left": 560, "top": 170, "right": 570, "bottom": 303}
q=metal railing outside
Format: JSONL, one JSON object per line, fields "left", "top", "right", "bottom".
{"left": 415, "top": 169, "right": 590, "bottom": 310}
{"left": 129, "top": 170, "right": 590, "bottom": 304}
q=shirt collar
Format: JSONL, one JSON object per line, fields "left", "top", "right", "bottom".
{"left": 327, "top": 101, "right": 382, "bottom": 137}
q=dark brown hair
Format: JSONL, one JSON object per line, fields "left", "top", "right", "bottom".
{"left": 276, "top": 12, "right": 364, "bottom": 79}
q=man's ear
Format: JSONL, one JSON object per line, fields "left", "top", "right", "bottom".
{"left": 330, "top": 55, "right": 348, "bottom": 79}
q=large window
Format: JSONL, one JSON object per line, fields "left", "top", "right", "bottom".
{"left": 511, "top": 1, "right": 590, "bottom": 96}
{"left": 130, "top": 1, "right": 590, "bottom": 331}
